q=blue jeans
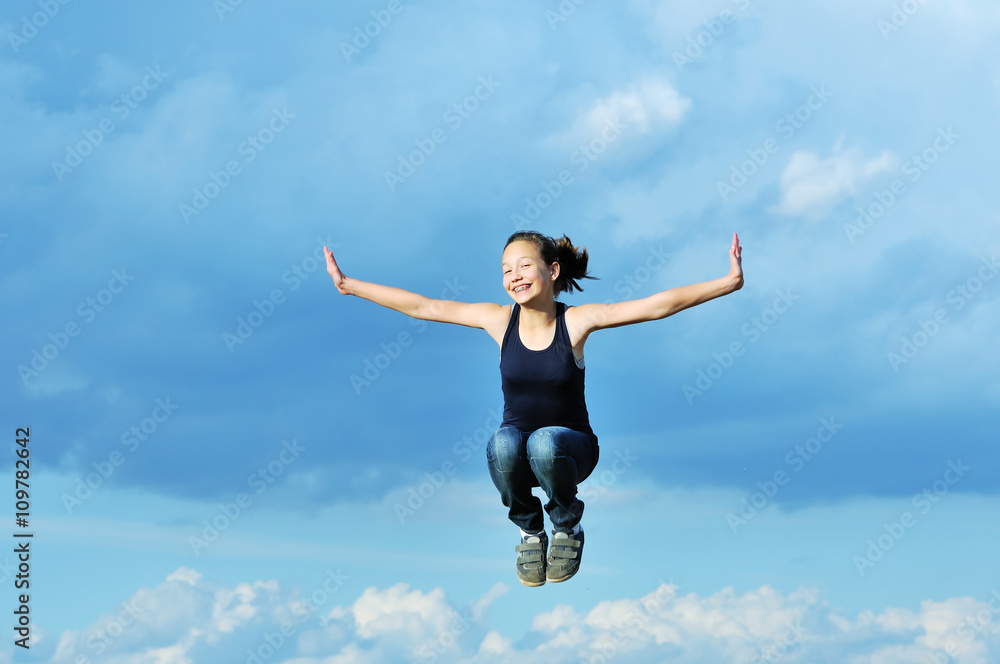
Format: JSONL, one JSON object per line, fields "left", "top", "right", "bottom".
{"left": 486, "top": 426, "right": 599, "bottom": 533}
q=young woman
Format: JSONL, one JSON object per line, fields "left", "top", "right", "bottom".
{"left": 324, "top": 230, "right": 743, "bottom": 586}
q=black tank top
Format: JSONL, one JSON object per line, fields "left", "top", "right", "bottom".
{"left": 499, "top": 301, "right": 595, "bottom": 436}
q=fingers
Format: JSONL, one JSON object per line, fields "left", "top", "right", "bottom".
{"left": 324, "top": 246, "right": 341, "bottom": 281}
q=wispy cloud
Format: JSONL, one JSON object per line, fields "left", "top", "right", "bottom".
{"left": 772, "top": 139, "right": 896, "bottom": 220}
{"left": 549, "top": 77, "right": 691, "bottom": 149}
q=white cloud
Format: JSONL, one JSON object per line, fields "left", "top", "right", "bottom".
{"left": 478, "top": 630, "right": 513, "bottom": 655}
{"left": 352, "top": 583, "right": 451, "bottom": 641}
{"left": 772, "top": 139, "right": 897, "bottom": 220}
{"left": 550, "top": 77, "right": 691, "bottom": 150}
{"left": 35, "top": 568, "right": 1000, "bottom": 664}
{"left": 212, "top": 581, "right": 275, "bottom": 633}
{"left": 166, "top": 568, "right": 202, "bottom": 585}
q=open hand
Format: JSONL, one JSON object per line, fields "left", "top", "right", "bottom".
{"left": 324, "top": 246, "right": 350, "bottom": 295}
{"left": 729, "top": 232, "right": 743, "bottom": 290}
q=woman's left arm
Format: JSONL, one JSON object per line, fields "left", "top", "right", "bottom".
{"left": 573, "top": 233, "right": 743, "bottom": 333}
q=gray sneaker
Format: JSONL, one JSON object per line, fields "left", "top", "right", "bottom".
{"left": 546, "top": 530, "right": 584, "bottom": 583}
{"left": 515, "top": 531, "right": 548, "bottom": 587}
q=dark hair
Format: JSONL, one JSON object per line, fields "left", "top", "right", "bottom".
{"left": 505, "top": 230, "right": 598, "bottom": 295}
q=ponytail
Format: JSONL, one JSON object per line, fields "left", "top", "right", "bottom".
{"left": 505, "top": 231, "right": 598, "bottom": 296}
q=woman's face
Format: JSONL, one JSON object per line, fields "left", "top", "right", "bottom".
{"left": 502, "top": 240, "right": 559, "bottom": 302}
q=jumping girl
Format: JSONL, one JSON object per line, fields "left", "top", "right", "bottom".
{"left": 324, "top": 230, "right": 743, "bottom": 586}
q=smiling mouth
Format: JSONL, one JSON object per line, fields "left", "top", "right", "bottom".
{"left": 513, "top": 284, "right": 531, "bottom": 293}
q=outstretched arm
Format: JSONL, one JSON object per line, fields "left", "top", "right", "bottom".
{"left": 325, "top": 245, "right": 424, "bottom": 315}
{"left": 573, "top": 233, "right": 743, "bottom": 334}
{"left": 324, "top": 246, "right": 506, "bottom": 329}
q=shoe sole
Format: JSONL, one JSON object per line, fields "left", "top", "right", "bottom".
{"left": 518, "top": 577, "right": 546, "bottom": 587}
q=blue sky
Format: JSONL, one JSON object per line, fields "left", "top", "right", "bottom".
{"left": 3, "top": 0, "right": 1000, "bottom": 662}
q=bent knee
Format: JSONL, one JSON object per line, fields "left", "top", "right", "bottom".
{"left": 487, "top": 427, "right": 524, "bottom": 470}
{"left": 526, "top": 428, "right": 562, "bottom": 462}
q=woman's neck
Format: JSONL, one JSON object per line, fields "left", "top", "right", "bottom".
{"left": 518, "top": 299, "right": 557, "bottom": 329}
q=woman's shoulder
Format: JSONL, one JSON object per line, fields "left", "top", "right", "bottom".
{"left": 560, "top": 300, "right": 580, "bottom": 316}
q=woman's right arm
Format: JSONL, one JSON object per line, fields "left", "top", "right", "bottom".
{"left": 325, "top": 246, "right": 507, "bottom": 333}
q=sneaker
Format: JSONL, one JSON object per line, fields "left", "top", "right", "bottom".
{"left": 546, "top": 529, "right": 584, "bottom": 583}
{"left": 515, "top": 531, "right": 548, "bottom": 587}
